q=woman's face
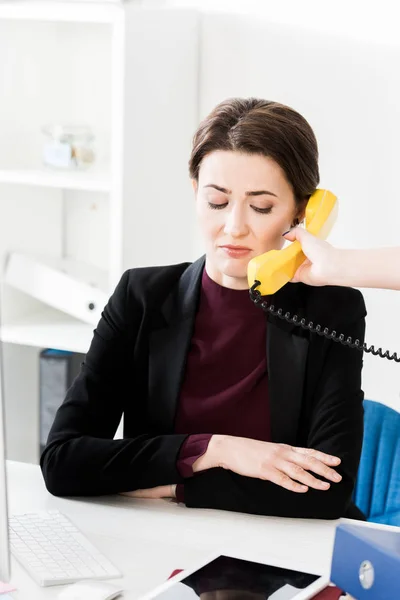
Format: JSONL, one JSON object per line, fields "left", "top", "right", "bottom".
{"left": 194, "top": 150, "right": 303, "bottom": 289}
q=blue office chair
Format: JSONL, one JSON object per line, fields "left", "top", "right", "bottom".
{"left": 353, "top": 400, "right": 400, "bottom": 526}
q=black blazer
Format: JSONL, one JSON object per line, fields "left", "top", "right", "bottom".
{"left": 41, "top": 256, "right": 367, "bottom": 520}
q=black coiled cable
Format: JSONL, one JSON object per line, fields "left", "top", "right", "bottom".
{"left": 250, "top": 280, "right": 400, "bottom": 363}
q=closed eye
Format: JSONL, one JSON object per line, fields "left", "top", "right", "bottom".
{"left": 251, "top": 206, "right": 273, "bottom": 214}
{"left": 208, "top": 202, "right": 228, "bottom": 210}
{"left": 207, "top": 203, "right": 273, "bottom": 214}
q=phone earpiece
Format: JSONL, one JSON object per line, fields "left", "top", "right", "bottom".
{"left": 247, "top": 189, "right": 338, "bottom": 295}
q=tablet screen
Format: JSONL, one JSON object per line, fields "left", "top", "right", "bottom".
{"left": 150, "top": 555, "right": 320, "bottom": 599}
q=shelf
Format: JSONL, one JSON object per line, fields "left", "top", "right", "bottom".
{"left": 0, "top": 309, "right": 94, "bottom": 354}
{"left": 0, "top": 1, "right": 122, "bottom": 24}
{"left": 0, "top": 133, "right": 111, "bottom": 192}
{"left": 4, "top": 252, "right": 109, "bottom": 326}
{"left": 0, "top": 165, "right": 111, "bottom": 193}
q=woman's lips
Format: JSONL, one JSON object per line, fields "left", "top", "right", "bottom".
{"left": 220, "top": 245, "right": 251, "bottom": 258}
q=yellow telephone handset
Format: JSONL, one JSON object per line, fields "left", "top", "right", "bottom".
{"left": 247, "top": 189, "right": 338, "bottom": 295}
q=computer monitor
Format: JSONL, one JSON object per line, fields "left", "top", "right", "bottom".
{"left": 0, "top": 303, "right": 10, "bottom": 583}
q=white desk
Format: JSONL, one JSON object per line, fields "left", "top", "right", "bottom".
{"left": 5, "top": 460, "right": 395, "bottom": 600}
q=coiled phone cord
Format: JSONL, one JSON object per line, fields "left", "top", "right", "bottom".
{"left": 250, "top": 281, "right": 400, "bottom": 363}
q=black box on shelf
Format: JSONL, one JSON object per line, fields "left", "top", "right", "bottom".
{"left": 39, "top": 349, "right": 85, "bottom": 455}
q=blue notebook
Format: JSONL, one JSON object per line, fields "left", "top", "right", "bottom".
{"left": 330, "top": 523, "right": 400, "bottom": 599}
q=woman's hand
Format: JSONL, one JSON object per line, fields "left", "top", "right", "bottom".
{"left": 286, "top": 228, "right": 400, "bottom": 291}
{"left": 283, "top": 227, "right": 340, "bottom": 287}
{"left": 193, "top": 435, "right": 342, "bottom": 493}
{"left": 120, "top": 484, "right": 176, "bottom": 499}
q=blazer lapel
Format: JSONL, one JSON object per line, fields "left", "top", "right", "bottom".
{"left": 147, "top": 256, "right": 205, "bottom": 432}
{"left": 267, "top": 284, "right": 309, "bottom": 444}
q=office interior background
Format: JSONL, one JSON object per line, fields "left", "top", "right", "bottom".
{"left": 1, "top": 0, "right": 400, "bottom": 465}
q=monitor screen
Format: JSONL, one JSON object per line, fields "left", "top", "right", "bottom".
{"left": 0, "top": 301, "right": 10, "bottom": 583}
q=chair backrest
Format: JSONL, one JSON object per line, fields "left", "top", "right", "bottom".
{"left": 354, "top": 400, "right": 400, "bottom": 526}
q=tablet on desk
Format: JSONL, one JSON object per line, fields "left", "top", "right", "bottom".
{"left": 142, "top": 554, "right": 330, "bottom": 600}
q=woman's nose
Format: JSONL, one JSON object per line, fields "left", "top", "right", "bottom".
{"left": 223, "top": 209, "right": 249, "bottom": 237}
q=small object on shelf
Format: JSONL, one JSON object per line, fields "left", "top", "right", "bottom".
{"left": 42, "top": 124, "right": 95, "bottom": 170}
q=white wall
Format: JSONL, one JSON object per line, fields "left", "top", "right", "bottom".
{"left": 167, "top": 0, "right": 400, "bottom": 45}
{"left": 197, "top": 11, "right": 400, "bottom": 411}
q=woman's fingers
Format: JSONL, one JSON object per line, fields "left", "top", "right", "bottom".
{"left": 120, "top": 490, "right": 145, "bottom": 498}
{"left": 120, "top": 485, "right": 175, "bottom": 499}
{"left": 293, "top": 446, "right": 341, "bottom": 466}
{"left": 266, "top": 468, "right": 309, "bottom": 493}
{"left": 283, "top": 227, "right": 335, "bottom": 286}
{"left": 297, "top": 455, "right": 342, "bottom": 483}
{"left": 120, "top": 489, "right": 155, "bottom": 498}
{"left": 283, "top": 226, "right": 318, "bottom": 253}
{"left": 290, "top": 448, "right": 342, "bottom": 484}
{"left": 283, "top": 462, "right": 331, "bottom": 491}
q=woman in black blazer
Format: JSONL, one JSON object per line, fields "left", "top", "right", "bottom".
{"left": 41, "top": 98, "right": 366, "bottom": 520}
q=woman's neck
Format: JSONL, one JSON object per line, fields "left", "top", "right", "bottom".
{"left": 204, "top": 259, "right": 249, "bottom": 290}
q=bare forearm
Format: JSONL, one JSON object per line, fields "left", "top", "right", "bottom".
{"left": 331, "top": 248, "right": 400, "bottom": 290}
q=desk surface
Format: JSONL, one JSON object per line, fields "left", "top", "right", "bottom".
{"left": 5, "top": 461, "right": 396, "bottom": 600}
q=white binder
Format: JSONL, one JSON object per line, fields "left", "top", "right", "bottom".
{"left": 4, "top": 252, "right": 109, "bottom": 326}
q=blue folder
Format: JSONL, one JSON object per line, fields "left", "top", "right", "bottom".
{"left": 330, "top": 523, "right": 400, "bottom": 599}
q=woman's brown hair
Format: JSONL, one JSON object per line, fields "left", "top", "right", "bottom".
{"left": 189, "top": 98, "right": 319, "bottom": 205}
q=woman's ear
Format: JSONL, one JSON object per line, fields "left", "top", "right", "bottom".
{"left": 191, "top": 179, "right": 198, "bottom": 194}
{"left": 292, "top": 199, "right": 307, "bottom": 227}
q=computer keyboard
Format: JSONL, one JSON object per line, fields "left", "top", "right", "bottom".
{"left": 9, "top": 509, "right": 122, "bottom": 587}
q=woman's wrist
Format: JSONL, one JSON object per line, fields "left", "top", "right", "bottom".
{"left": 328, "top": 248, "right": 355, "bottom": 287}
{"left": 192, "top": 434, "right": 227, "bottom": 472}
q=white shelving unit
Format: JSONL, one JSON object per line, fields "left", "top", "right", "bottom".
{"left": 0, "top": 1, "right": 199, "bottom": 345}
{"left": 0, "top": 166, "right": 111, "bottom": 193}
{"left": 0, "top": 309, "right": 93, "bottom": 354}
{"left": 0, "top": 0, "right": 200, "bottom": 462}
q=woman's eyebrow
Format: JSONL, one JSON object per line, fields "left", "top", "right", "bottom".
{"left": 204, "top": 184, "right": 277, "bottom": 198}
{"left": 204, "top": 184, "right": 231, "bottom": 193}
{"left": 246, "top": 189, "right": 278, "bottom": 197}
